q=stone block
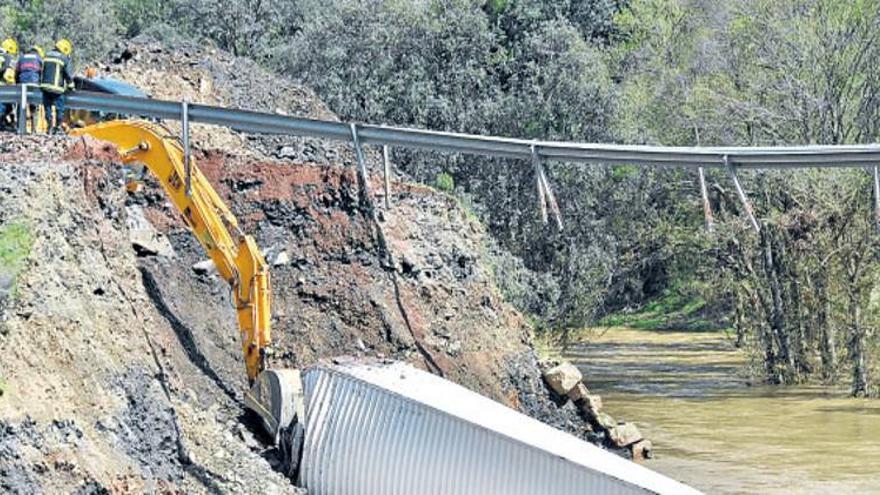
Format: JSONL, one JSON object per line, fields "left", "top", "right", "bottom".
{"left": 609, "top": 422, "right": 643, "bottom": 447}
{"left": 578, "top": 394, "right": 603, "bottom": 418}
{"left": 631, "top": 439, "right": 654, "bottom": 462}
{"left": 543, "top": 362, "right": 583, "bottom": 396}
{"left": 594, "top": 412, "right": 617, "bottom": 431}
{"left": 192, "top": 259, "right": 216, "bottom": 275}
{"left": 568, "top": 382, "right": 590, "bottom": 402}
{"left": 126, "top": 205, "right": 175, "bottom": 258}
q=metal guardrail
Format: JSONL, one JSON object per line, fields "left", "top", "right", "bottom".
{"left": 4, "top": 83, "right": 880, "bottom": 233}
{"left": 3, "top": 84, "right": 880, "bottom": 170}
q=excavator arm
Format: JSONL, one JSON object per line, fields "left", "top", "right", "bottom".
{"left": 70, "top": 120, "right": 271, "bottom": 383}
{"left": 69, "top": 119, "right": 304, "bottom": 474}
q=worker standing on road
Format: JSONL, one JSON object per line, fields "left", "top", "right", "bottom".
{"left": 0, "top": 38, "right": 18, "bottom": 130}
{"left": 17, "top": 46, "right": 44, "bottom": 132}
{"left": 40, "top": 39, "right": 74, "bottom": 134}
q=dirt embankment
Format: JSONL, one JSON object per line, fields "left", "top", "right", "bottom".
{"left": 0, "top": 134, "right": 588, "bottom": 492}
{"left": 150, "top": 146, "right": 580, "bottom": 403}
{"left": 0, "top": 40, "right": 596, "bottom": 493}
{"left": 0, "top": 136, "right": 301, "bottom": 494}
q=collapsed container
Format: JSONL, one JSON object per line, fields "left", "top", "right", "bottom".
{"left": 298, "top": 361, "right": 703, "bottom": 495}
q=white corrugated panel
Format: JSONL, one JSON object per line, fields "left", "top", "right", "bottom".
{"left": 299, "top": 361, "right": 703, "bottom": 495}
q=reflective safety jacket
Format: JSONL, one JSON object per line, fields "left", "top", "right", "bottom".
{"left": 40, "top": 50, "right": 73, "bottom": 94}
{"left": 16, "top": 52, "right": 42, "bottom": 85}
{"left": 0, "top": 50, "right": 15, "bottom": 85}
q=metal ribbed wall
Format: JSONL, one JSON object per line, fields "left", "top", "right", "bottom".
{"left": 299, "top": 363, "right": 702, "bottom": 495}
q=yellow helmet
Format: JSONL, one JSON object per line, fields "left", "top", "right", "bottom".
{"left": 1, "top": 38, "right": 18, "bottom": 55}
{"left": 56, "top": 38, "right": 72, "bottom": 56}
{"left": 31, "top": 45, "right": 45, "bottom": 58}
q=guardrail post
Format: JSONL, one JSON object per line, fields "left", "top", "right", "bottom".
{"left": 531, "top": 144, "right": 563, "bottom": 230}
{"left": 382, "top": 145, "right": 392, "bottom": 208}
{"left": 698, "top": 167, "right": 714, "bottom": 232}
{"left": 349, "top": 123, "right": 372, "bottom": 205}
{"left": 531, "top": 144, "right": 548, "bottom": 224}
{"left": 725, "top": 155, "right": 760, "bottom": 233}
{"left": 181, "top": 101, "right": 191, "bottom": 197}
{"left": 18, "top": 85, "right": 28, "bottom": 135}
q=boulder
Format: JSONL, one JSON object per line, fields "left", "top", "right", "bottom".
{"left": 567, "top": 383, "right": 590, "bottom": 403}
{"left": 273, "top": 250, "right": 290, "bottom": 267}
{"left": 192, "top": 259, "right": 216, "bottom": 275}
{"left": 126, "top": 205, "right": 175, "bottom": 258}
{"left": 277, "top": 146, "right": 298, "bottom": 159}
{"left": 609, "top": 422, "right": 643, "bottom": 447}
{"left": 0, "top": 272, "right": 14, "bottom": 297}
{"left": 578, "top": 394, "right": 603, "bottom": 418}
{"left": 631, "top": 440, "right": 653, "bottom": 462}
{"left": 594, "top": 412, "right": 617, "bottom": 431}
{"left": 542, "top": 362, "right": 583, "bottom": 396}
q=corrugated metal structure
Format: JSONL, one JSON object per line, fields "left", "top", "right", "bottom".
{"left": 300, "top": 361, "right": 703, "bottom": 495}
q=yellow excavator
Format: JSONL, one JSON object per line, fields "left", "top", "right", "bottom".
{"left": 69, "top": 120, "right": 302, "bottom": 449}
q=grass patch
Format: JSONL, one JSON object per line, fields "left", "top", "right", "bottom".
{"left": 0, "top": 222, "right": 32, "bottom": 270}
{"left": 0, "top": 221, "right": 33, "bottom": 298}
{"left": 599, "top": 288, "right": 719, "bottom": 331}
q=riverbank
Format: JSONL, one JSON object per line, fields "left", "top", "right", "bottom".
{"left": 563, "top": 327, "right": 880, "bottom": 494}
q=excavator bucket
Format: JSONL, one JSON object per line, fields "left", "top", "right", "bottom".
{"left": 246, "top": 368, "right": 307, "bottom": 477}
{"left": 244, "top": 368, "right": 304, "bottom": 442}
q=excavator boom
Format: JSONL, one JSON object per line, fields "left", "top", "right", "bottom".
{"left": 69, "top": 121, "right": 295, "bottom": 438}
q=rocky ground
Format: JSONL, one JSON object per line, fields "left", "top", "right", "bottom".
{"left": 131, "top": 142, "right": 593, "bottom": 426}
{"left": 0, "top": 133, "right": 590, "bottom": 493}
{"left": 0, "top": 40, "right": 620, "bottom": 493}
{"left": 0, "top": 141, "right": 301, "bottom": 494}
{"left": 87, "top": 35, "right": 362, "bottom": 167}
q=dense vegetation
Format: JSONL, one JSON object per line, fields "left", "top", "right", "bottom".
{"left": 616, "top": 0, "right": 880, "bottom": 396}
{"left": 2, "top": 0, "right": 879, "bottom": 395}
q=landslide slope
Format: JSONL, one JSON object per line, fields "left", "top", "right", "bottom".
{"left": 0, "top": 136, "right": 583, "bottom": 494}
{"left": 0, "top": 137, "right": 301, "bottom": 494}
{"left": 0, "top": 41, "right": 589, "bottom": 493}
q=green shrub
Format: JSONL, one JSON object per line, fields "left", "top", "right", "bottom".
{"left": 435, "top": 172, "right": 455, "bottom": 192}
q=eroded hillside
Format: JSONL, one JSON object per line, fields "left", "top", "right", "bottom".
{"left": 0, "top": 138, "right": 586, "bottom": 493}
{"left": 0, "top": 137, "right": 301, "bottom": 494}
{"left": 0, "top": 40, "right": 593, "bottom": 493}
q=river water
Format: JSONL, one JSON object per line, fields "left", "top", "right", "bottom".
{"left": 564, "top": 327, "right": 880, "bottom": 494}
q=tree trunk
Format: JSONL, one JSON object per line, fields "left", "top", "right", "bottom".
{"left": 788, "top": 271, "right": 810, "bottom": 378}
{"left": 849, "top": 300, "right": 868, "bottom": 397}
{"left": 815, "top": 268, "right": 837, "bottom": 379}
{"left": 734, "top": 290, "right": 747, "bottom": 348}
{"left": 760, "top": 224, "right": 794, "bottom": 383}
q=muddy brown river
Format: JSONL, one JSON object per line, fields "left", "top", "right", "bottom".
{"left": 564, "top": 327, "right": 880, "bottom": 494}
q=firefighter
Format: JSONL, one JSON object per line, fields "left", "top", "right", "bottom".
{"left": 1, "top": 38, "right": 18, "bottom": 130}
{"left": 40, "top": 38, "right": 74, "bottom": 134}
{"left": 17, "top": 46, "right": 44, "bottom": 132}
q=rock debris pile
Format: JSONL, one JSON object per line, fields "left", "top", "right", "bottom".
{"left": 543, "top": 361, "right": 653, "bottom": 461}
